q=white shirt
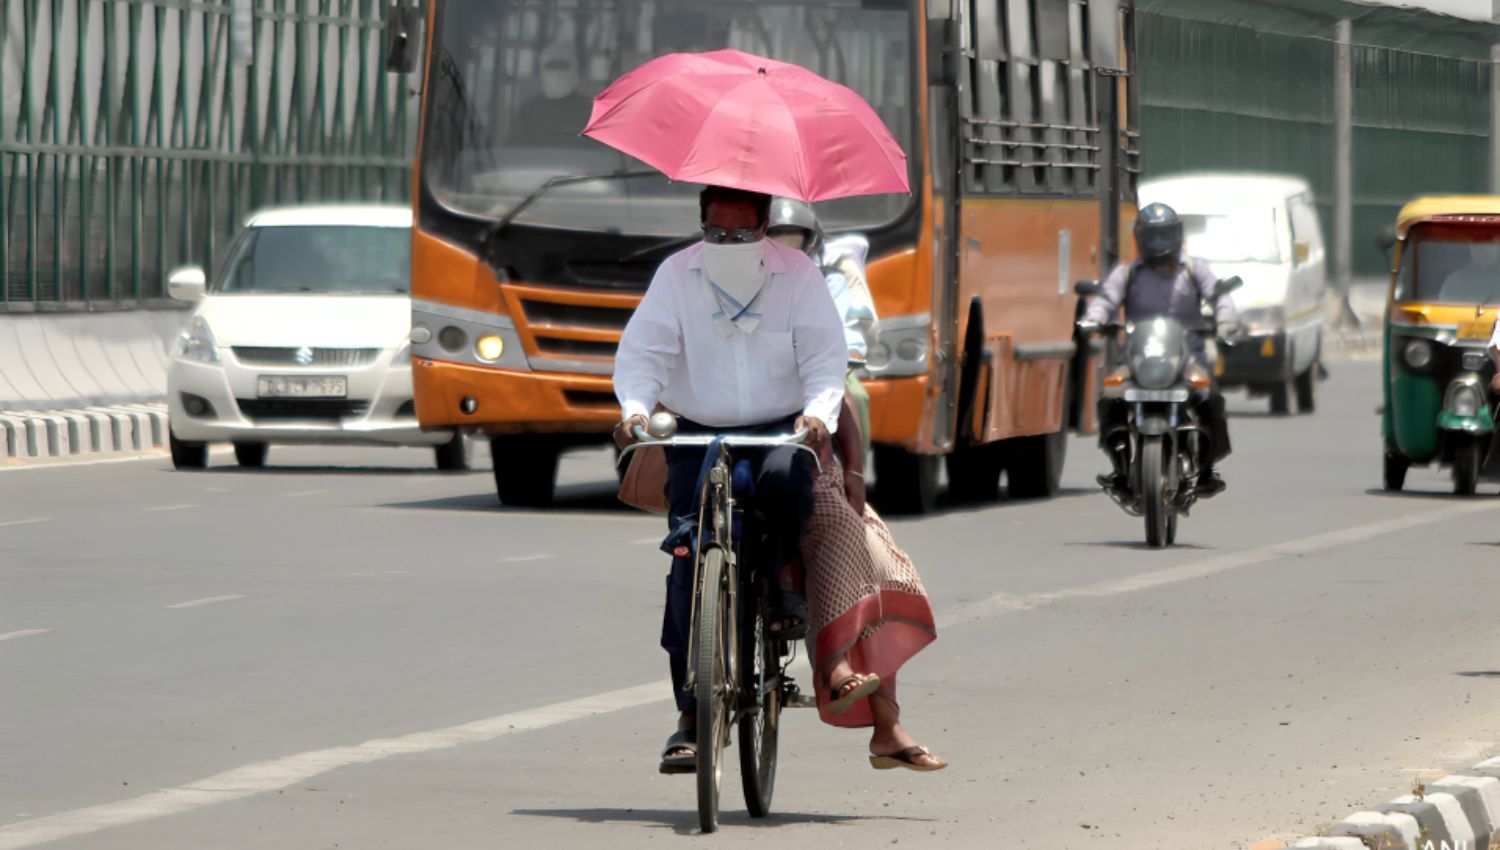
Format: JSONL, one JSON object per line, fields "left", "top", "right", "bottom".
{"left": 614, "top": 240, "right": 847, "bottom": 432}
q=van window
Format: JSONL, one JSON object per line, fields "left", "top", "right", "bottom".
{"left": 1179, "top": 210, "right": 1281, "bottom": 264}
{"left": 1289, "top": 198, "right": 1323, "bottom": 259}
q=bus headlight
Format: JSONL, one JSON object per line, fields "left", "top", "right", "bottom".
{"left": 864, "top": 317, "right": 930, "bottom": 377}
{"left": 475, "top": 334, "right": 504, "bottom": 363}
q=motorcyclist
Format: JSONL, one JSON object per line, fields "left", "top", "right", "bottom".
{"left": 767, "top": 198, "right": 878, "bottom": 457}
{"left": 1079, "top": 202, "right": 1241, "bottom": 499}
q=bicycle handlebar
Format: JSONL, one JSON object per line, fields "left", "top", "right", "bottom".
{"left": 617, "top": 426, "right": 820, "bottom": 470}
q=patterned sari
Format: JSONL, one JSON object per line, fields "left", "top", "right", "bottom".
{"left": 802, "top": 457, "right": 937, "bottom": 728}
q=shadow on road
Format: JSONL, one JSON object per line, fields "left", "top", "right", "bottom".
{"left": 880, "top": 486, "right": 1094, "bottom": 523}
{"left": 1456, "top": 671, "right": 1500, "bottom": 679}
{"left": 181, "top": 465, "right": 479, "bottom": 477}
{"left": 1363, "top": 488, "right": 1500, "bottom": 501}
{"left": 1065, "top": 540, "right": 1216, "bottom": 552}
{"left": 378, "top": 480, "right": 634, "bottom": 515}
{"left": 511, "top": 807, "right": 926, "bottom": 835}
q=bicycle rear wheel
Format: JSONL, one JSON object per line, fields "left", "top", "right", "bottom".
{"left": 694, "top": 546, "right": 732, "bottom": 833}
{"left": 738, "top": 580, "right": 780, "bottom": 817}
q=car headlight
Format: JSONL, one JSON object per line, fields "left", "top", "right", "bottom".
{"left": 1403, "top": 339, "right": 1434, "bottom": 371}
{"left": 179, "top": 317, "right": 219, "bottom": 363}
{"left": 1132, "top": 353, "right": 1182, "bottom": 389}
{"left": 1449, "top": 381, "right": 1482, "bottom": 418}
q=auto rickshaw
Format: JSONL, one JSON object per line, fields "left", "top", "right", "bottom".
{"left": 1377, "top": 196, "right": 1500, "bottom": 495}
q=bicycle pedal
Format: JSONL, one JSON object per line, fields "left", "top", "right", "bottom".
{"left": 787, "top": 692, "right": 818, "bottom": 709}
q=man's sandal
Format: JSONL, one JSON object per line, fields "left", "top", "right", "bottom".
{"left": 869, "top": 746, "right": 948, "bottom": 772}
{"left": 827, "top": 672, "right": 881, "bottom": 715}
{"left": 659, "top": 729, "right": 697, "bottom": 775}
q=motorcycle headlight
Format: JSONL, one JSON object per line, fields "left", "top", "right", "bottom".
{"left": 1403, "top": 339, "right": 1434, "bottom": 371}
{"left": 1449, "top": 381, "right": 1482, "bottom": 418}
{"left": 179, "top": 317, "right": 219, "bottom": 363}
{"left": 1132, "top": 354, "right": 1182, "bottom": 390}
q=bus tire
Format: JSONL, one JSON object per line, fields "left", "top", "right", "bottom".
{"left": 490, "top": 436, "right": 560, "bottom": 507}
{"left": 1007, "top": 430, "right": 1068, "bottom": 500}
{"left": 946, "top": 442, "right": 1004, "bottom": 503}
{"left": 872, "top": 446, "right": 940, "bottom": 515}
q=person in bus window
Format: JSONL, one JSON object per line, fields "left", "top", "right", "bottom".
{"left": 613, "top": 186, "right": 848, "bottom": 775}
{"left": 1082, "top": 202, "right": 1241, "bottom": 500}
{"left": 507, "top": 41, "right": 594, "bottom": 149}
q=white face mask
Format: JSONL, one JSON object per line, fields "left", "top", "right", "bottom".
{"left": 702, "top": 241, "right": 768, "bottom": 333}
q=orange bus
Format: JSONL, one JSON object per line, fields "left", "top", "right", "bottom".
{"left": 397, "top": 0, "right": 1139, "bottom": 513}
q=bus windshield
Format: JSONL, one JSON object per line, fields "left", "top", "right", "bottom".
{"left": 1398, "top": 225, "right": 1500, "bottom": 305}
{"left": 421, "top": 0, "right": 913, "bottom": 237}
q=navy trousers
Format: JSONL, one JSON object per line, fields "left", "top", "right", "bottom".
{"left": 660, "top": 415, "right": 816, "bottom": 713}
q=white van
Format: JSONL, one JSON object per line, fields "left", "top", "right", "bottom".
{"left": 1138, "top": 173, "right": 1327, "bottom": 414}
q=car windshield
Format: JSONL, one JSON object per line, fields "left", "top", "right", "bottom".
{"left": 217, "top": 226, "right": 412, "bottom": 295}
{"left": 1179, "top": 211, "right": 1282, "bottom": 264}
{"left": 421, "top": 0, "right": 913, "bottom": 236}
{"left": 1398, "top": 226, "right": 1500, "bottom": 305}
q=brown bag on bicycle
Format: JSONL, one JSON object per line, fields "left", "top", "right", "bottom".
{"left": 618, "top": 444, "right": 670, "bottom": 515}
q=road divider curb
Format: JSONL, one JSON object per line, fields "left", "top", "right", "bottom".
{"left": 0, "top": 404, "right": 166, "bottom": 463}
{"left": 1265, "top": 765, "right": 1500, "bottom": 849}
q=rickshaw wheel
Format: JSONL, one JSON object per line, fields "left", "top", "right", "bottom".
{"left": 1383, "top": 441, "right": 1408, "bottom": 492}
{"left": 1453, "top": 437, "right": 1481, "bottom": 496}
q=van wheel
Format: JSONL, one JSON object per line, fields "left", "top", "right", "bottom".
{"left": 491, "top": 436, "right": 560, "bottom": 507}
{"left": 946, "top": 443, "right": 1004, "bottom": 503}
{"left": 1295, "top": 366, "right": 1317, "bottom": 414}
{"left": 169, "top": 430, "right": 208, "bottom": 470}
{"left": 1383, "top": 440, "right": 1409, "bottom": 491}
{"left": 233, "top": 441, "right": 268, "bottom": 468}
{"left": 1269, "top": 381, "right": 1292, "bottom": 416}
{"left": 872, "top": 446, "right": 940, "bottom": 514}
{"left": 434, "top": 434, "right": 470, "bottom": 471}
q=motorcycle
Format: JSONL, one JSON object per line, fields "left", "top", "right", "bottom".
{"left": 1076, "top": 276, "right": 1243, "bottom": 548}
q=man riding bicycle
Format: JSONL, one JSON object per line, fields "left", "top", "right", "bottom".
{"left": 613, "top": 185, "right": 848, "bottom": 775}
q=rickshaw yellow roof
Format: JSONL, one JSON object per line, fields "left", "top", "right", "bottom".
{"left": 1396, "top": 196, "right": 1500, "bottom": 237}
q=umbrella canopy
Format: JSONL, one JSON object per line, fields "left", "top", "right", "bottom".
{"left": 583, "top": 50, "right": 909, "bottom": 203}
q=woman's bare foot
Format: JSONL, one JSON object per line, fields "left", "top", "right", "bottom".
{"left": 868, "top": 693, "right": 946, "bottom": 769}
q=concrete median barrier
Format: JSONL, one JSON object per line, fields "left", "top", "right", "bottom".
{"left": 1332, "top": 811, "right": 1421, "bottom": 849}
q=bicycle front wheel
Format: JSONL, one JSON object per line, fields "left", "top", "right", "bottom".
{"left": 738, "top": 580, "right": 780, "bottom": 817}
{"left": 694, "top": 546, "right": 732, "bottom": 833}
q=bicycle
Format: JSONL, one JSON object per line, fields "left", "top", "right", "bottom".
{"left": 622, "top": 415, "right": 818, "bottom": 833}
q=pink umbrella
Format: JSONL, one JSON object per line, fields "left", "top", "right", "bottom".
{"left": 582, "top": 50, "right": 909, "bottom": 203}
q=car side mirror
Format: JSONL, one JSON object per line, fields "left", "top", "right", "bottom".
{"left": 1213, "top": 276, "right": 1243, "bottom": 300}
{"left": 384, "top": 3, "right": 422, "bottom": 74}
{"left": 167, "top": 266, "right": 207, "bottom": 302}
{"left": 1375, "top": 225, "right": 1398, "bottom": 255}
{"left": 1074, "top": 280, "right": 1102, "bottom": 297}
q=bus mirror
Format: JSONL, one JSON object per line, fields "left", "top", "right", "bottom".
{"left": 1375, "top": 225, "right": 1397, "bottom": 255}
{"left": 384, "top": 4, "right": 422, "bottom": 74}
{"left": 926, "top": 20, "right": 958, "bottom": 87}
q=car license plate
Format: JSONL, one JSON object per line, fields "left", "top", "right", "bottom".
{"left": 257, "top": 375, "right": 348, "bottom": 399}
{"left": 1458, "top": 318, "right": 1496, "bottom": 340}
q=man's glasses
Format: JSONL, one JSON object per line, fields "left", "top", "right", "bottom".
{"left": 702, "top": 225, "right": 762, "bottom": 245}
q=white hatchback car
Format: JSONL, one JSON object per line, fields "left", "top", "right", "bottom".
{"left": 165, "top": 205, "right": 465, "bottom": 470}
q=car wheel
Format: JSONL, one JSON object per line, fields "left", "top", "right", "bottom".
{"left": 169, "top": 430, "right": 208, "bottom": 470}
{"left": 233, "top": 441, "right": 269, "bottom": 468}
{"left": 434, "top": 433, "right": 470, "bottom": 471}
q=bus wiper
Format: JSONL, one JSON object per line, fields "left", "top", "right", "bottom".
{"left": 480, "top": 168, "right": 659, "bottom": 259}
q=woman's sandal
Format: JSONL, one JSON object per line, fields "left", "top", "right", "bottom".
{"left": 869, "top": 746, "right": 948, "bottom": 772}
{"left": 769, "top": 586, "right": 810, "bottom": 641}
{"left": 659, "top": 729, "right": 697, "bottom": 775}
{"left": 826, "top": 672, "right": 881, "bottom": 715}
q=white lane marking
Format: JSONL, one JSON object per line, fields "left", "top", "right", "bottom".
{"left": 945, "top": 500, "right": 1500, "bottom": 625}
{"left": 143, "top": 504, "right": 197, "bottom": 513}
{"left": 0, "top": 629, "right": 50, "bottom": 642}
{"left": 165, "top": 595, "right": 246, "bottom": 610}
{"left": 282, "top": 489, "right": 329, "bottom": 498}
{"left": 0, "top": 680, "right": 669, "bottom": 850}
{"left": 0, "top": 518, "right": 49, "bottom": 529}
{"left": 497, "top": 553, "right": 555, "bottom": 564}
{"left": 7, "top": 501, "right": 1492, "bottom": 848}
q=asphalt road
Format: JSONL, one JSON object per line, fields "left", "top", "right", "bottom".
{"left": 5, "top": 358, "right": 1500, "bottom": 849}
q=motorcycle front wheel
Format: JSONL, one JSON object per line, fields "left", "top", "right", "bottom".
{"left": 1140, "top": 435, "right": 1172, "bottom": 548}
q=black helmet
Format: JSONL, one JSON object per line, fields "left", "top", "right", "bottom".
{"left": 767, "top": 198, "right": 824, "bottom": 258}
{"left": 1134, "top": 202, "right": 1184, "bottom": 263}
